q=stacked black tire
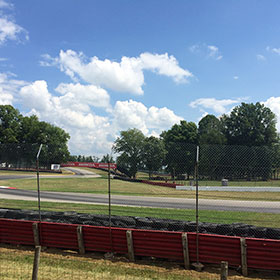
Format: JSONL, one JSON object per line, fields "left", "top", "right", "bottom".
{"left": 1, "top": 208, "right": 280, "bottom": 240}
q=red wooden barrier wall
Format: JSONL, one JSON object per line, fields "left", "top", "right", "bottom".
{"left": 1, "top": 218, "right": 280, "bottom": 271}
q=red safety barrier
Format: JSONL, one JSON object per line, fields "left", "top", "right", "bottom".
{"left": 1, "top": 218, "right": 280, "bottom": 272}
{"left": 132, "top": 229, "right": 183, "bottom": 260}
{"left": 187, "top": 233, "right": 241, "bottom": 266}
{"left": 61, "top": 162, "right": 117, "bottom": 169}
{"left": 246, "top": 238, "right": 280, "bottom": 270}
{"left": 0, "top": 219, "right": 34, "bottom": 245}
{"left": 141, "top": 180, "right": 182, "bottom": 188}
{"left": 40, "top": 222, "right": 79, "bottom": 250}
{"left": 83, "top": 226, "right": 128, "bottom": 254}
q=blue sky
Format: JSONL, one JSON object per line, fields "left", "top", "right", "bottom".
{"left": 1, "top": 0, "right": 280, "bottom": 155}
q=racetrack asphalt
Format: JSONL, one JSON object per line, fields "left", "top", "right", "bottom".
{"left": 1, "top": 167, "right": 280, "bottom": 213}
{"left": 1, "top": 188, "right": 280, "bottom": 213}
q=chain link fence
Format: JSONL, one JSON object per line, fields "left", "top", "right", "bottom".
{"left": 1, "top": 142, "right": 280, "bottom": 278}
{"left": 110, "top": 142, "right": 280, "bottom": 237}
{"left": 1, "top": 142, "right": 280, "bottom": 238}
{"left": 0, "top": 143, "right": 63, "bottom": 172}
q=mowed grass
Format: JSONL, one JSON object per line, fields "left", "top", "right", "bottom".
{"left": 0, "top": 169, "right": 73, "bottom": 176}
{"left": 1, "top": 198, "right": 280, "bottom": 228}
{"left": 2, "top": 176, "right": 280, "bottom": 201}
{"left": 1, "top": 168, "right": 280, "bottom": 201}
{"left": 3, "top": 245, "right": 271, "bottom": 280}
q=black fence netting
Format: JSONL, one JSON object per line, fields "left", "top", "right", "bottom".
{"left": 0, "top": 143, "right": 63, "bottom": 172}
{"left": 111, "top": 142, "right": 280, "bottom": 238}
{"left": 1, "top": 142, "right": 280, "bottom": 239}
{"left": 199, "top": 143, "right": 280, "bottom": 182}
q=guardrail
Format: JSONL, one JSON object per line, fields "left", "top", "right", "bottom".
{"left": 114, "top": 176, "right": 182, "bottom": 188}
{"left": 61, "top": 162, "right": 117, "bottom": 169}
{"left": 1, "top": 218, "right": 280, "bottom": 275}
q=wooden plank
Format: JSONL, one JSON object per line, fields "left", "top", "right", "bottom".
{"left": 240, "top": 238, "right": 248, "bottom": 276}
{"left": 182, "top": 233, "right": 190, "bottom": 269}
{"left": 77, "top": 226, "right": 85, "bottom": 255}
{"left": 32, "top": 246, "right": 41, "bottom": 280}
{"left": 126, "top": 230, "right": 135, "bottom": 262}
{"left": 32, "top": 222, "right": 40, "bottom": 246}
{"left": 220, "top": 261, "right": 228, "bottom": 280}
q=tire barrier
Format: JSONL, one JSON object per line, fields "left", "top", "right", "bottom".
{"left": 1, "top": 208, "right": 280, "bottom": 240}
{"left": 1, "top": 217, "right": 280, "bottom": 273}
{"left": 114, "top": 176, "right": 182, "bottom": 187}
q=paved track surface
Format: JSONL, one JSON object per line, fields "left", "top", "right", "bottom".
{"left": 1, "top": 188, "right": 280, "bottom": 213}
{"left": 0, "top": 175, "right": 34, "bottom": 180}
{"left": 1, "top": 168, "right": 280, "bottom": 191}
{"left": 0, "top": 167, "right": 100, "bottom": 180}
{"left": 184, "top": 186, "right": 280, "bottom": 192}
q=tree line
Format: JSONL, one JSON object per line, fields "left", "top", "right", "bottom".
{"left": 114, "top": 102, "right": 280, "bottom": 180}
{"left": 1, "top": 102, "right": 280, "bottom": 180}
{"left": 0, "top": 105, "right": 115, "bottom": 169}
{"left": 0, "top": 105, "right": 70, "bottom": 168}
{"left": 68, "top": 154, "right": 114, "bottom": 163}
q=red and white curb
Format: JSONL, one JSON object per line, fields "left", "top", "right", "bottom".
{"left": 0, "top": 186, "right": 17, "bottom": 189}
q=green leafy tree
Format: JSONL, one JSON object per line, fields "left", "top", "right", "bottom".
{"left": 68, "top": 155, "right": 78, "bottom": 161}
{"left": 38, "top": 121, "right": 70, "bottom": 165}
{"left": 222, "top": 102, "right": 278, "bottom": 146}
{"left": 198, "top": 115, "right": 227, "bottom": 179}
{"left": 0, "top": 105, "right": 23, "bottom": 166}
{"left": 143, "top": 136, "right": 166, "bottom": 179}
{"left": 113, "top": 128, "right": 145, "bottom": 178}
{"left": 161, "top": 120, "right": 198, "bottom": 179}
{"left": 0, "top": 105, "right": 70, "bottom": 168}
{"left": 100, "top": 154, "right": 114, "bottom": 163}
{"left": 198, "top": 114, "right": 226, "bottom": 145}
{"left": 0, "top": 105, "right": 22, "bottom": 143}
{"left": 220, "top": 102, "right": 279, "bottom": 180}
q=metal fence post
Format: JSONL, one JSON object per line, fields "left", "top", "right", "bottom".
{"left": 36, "top": 144, "right": 43, "bottom": 223}
{"left": 192, "top": 145, "right": 204, "bottom": 271}
{"left": 108, "top": 159, "right": 114, "bottom": 254}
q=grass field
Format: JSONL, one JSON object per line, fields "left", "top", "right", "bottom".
{"left": 0, "top": 169, "right": 74, "bottom": 176}
{"left": 1, "top": 168, "right": 280, "bottom": 202}
{"left": 1, "top": 245, "right": 278, "bottom": 280}
{"left": 2, "top": 176, "right": 280, "bottom": 201}
{"left": 1, "top": 198, "right": 279, "bottom": 228}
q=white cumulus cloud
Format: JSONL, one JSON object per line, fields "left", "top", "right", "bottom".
{"left": 55, "top": 83, "right": 111, "bottom": 111}
{"left": 266, "top": 46, "right": 280, "bottom": 55}
{"left": 0, "top": 1, "right": 28, "bottom": 45}
{"left": 189, "top": 43, "right": 223, "bottom": 60}
{"left": 0, "top": 17, "right": 28, "bottom": 44}
{"left": 139, "top": 52, "right": 192, "bottom": 83}
{"left": 3, "top": 76, "right": 182, "bottom": 155}
{"left": 112, "top": 99, "right": 182, "bottom": 136}
{"left": 257, "top": 54, "right": 266, "bottom": 61}
{"left": 20, "top": 80, "right": 53, "bottom": 112}
{"left": 19, "top": 81, "right": 111, "bottom": 129}
{"left": 0, "top": 0, "right": 13, "bottom": 9}
{"left": 190, "top": 98, "right": 240, "bottom": 114}
{"left": 263, "top": 97, "right": 280, "bottom": 131}
{"left": 0, "top": 72, "right": 27, "bottom": 104}
{"left": 208, "top": 45, "right": 223, "bottom": 60}
{"left": 41, "top": 50, "right": 193, "bottom": 95}
{"left": 18, "top": 80, "right": 112, "bottom": 154}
